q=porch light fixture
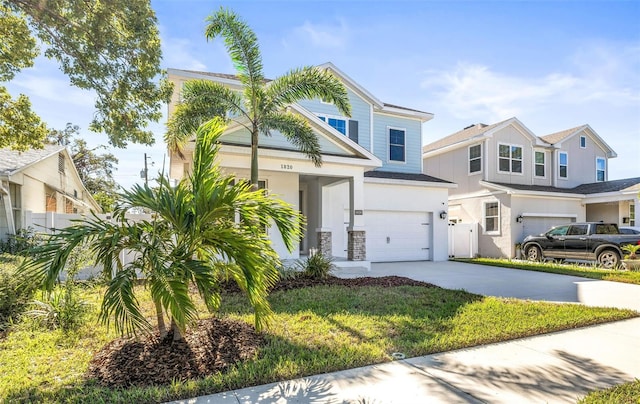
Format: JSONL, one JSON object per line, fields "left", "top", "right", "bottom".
{"left": 439, "top": 211, "right": 447, "bottom": 220}
{"left": 516, "top": 215, "right": 524, "bottom": 223}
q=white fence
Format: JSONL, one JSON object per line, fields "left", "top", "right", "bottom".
{"left": 23, "top": 211, "right": 153, "bottom": 280}
{"left": 447, "top": 222, "right": 479, "bottom": 258}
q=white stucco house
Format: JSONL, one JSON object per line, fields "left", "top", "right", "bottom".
{"left": 422, "top": 117, "right": 640, "bottom": 258}
{"left": 167, "top": 63, "right": 455, "bottom": 265}
{"left": 0, "top": 145, "right": 101, "bottom": 240}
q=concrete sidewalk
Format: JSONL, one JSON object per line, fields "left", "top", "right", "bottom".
{"left": 173, "top": 261, "right": 640, "bottom": 404}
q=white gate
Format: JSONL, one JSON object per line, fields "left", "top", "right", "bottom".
{"left": 448, "top": 222, "right": 478, "bottom": 258}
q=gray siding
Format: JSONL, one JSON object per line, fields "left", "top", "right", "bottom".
{"left": 485, "top": 126, "right": 536, "bottom": 185}
{"left": 555, "top": 132, "right": 610, "bottom": 187}
{"left": 372, "top": 113, "right": 422, "bottom": 173}
{"left": 423, "top": 142, "right": 484, "bottom": 195}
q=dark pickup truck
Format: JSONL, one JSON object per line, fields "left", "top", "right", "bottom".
{"left": 522, "top": 222, "right": 640, "bottom": 269}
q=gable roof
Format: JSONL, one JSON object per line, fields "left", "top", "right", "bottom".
{"left": 0, "top": 145, "right": 66, "bottom": 176}
{"left": 364, "top": 170, "right": 455, "bottom": 186}
{"left": 540, "top": 124, "right": 617, "bottom": 158}
{"left": 539, "top": 125, "right": 587, "bottom": 144}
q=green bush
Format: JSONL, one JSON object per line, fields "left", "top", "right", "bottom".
{"left": 0, "top": 228, "right": 44, "bottom": 255}
{"left": 26, "top": 288, "right": 90, "bottom": 332}
{"left": 296, "top": 252, "right": 335, "bottom": 279}
{"left": 0, "top": 254, "right": 37, "bottom": 331}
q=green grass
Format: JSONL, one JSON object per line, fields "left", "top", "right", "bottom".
{"left": 456, "top": 258, "right": 640, "bottom": 285}
{"left": 579, "top": 379, "right": 640, "bottom": 403}
{"left": 1, "top": 283, "right": 637, "bottom": 403}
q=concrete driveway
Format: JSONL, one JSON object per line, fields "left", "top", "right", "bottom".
{"left": 336, "top": 260, "right": 640, "bottom": 312}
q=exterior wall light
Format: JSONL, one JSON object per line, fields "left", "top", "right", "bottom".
{"left": 516, "top": 215, "right": 524, "bottom": 223}
{"left": 439, "top": 211, "right": 447, "bottom": 220}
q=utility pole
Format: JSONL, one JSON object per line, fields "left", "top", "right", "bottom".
{"left": 144, "top": 153, "right": 149, "bottom": 185}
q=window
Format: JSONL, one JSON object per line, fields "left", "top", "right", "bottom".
{"left": 318, "top": 115, "right": 347, "bottom": 135}
{"left": 559, "top": 152, "right": 568, "bottom": 179}
{"left": 388, "top": 128, "right": 405, "bottom": 162}
{"left": 596, "top": 157, "right": 606, "bottom": 182}
{"left": 534, "top": 151, "right": 545, "bottom": 177}
{"left": 567, "top": 225, "right": 588, "bottom": 235}
{"left": 58, "top": 153, "right": 65, "bottom": 173}
{"left": 498, "top": 144, "right": 522, "bottom": 173}
{"left": 469, "top": 144, "right": 482, "bottom": 174}
{"left": 580, "top": 136, "right": 586, "bottom": 148}
{"left": 484, "top": 202, "right": 499, "bottom": 234}
{"left": 548, "top": 225, "right": 569, "bottom": 236}
{"left": 630, "top": 203, "right": 635, "bottom": 226}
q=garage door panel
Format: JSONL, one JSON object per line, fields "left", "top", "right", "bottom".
{"left": 523, "top": 217, "right": 575, "bottom": 239}
{"left": 366, "top": 211, "right": 431, "bottom": 262}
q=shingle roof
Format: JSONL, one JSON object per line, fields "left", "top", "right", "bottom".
{"left": 540, "top": 125, "right": 587, "bottom": 145}
{"left": 487, "top": 177, "right": 640, "bottom": 195}
{"left": 0, "top": 145, "right": 66, "bottom": 175}
{"left": 422, "top": 118, "right": 511, "bottom": 153}
{"left": 382, "top": 103, "right": 432, "bottom": 115}
{"left": 364, "top": 170, "right": 453, "bottom": 184}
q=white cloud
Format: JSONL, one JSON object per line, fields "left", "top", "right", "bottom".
{"left": 286, "top": 19, "right": 350, "bottom": 50}
{"left": 12, "top": 73, "right": 96, "bottom": 107}
{"left": 421, "top": 43, "right": 640, "bottom": 122}
{"left": 160, "top": 28, "right": 207, "bottom": 71}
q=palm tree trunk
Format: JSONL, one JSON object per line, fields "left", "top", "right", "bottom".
{"left": 171, "top": 318, "right": 183, "bottom": 341}
{"left": 154, "top": 299, "right": 167, "bottom": 338}
{"left": 250, "top": 127, "right": 259, "bottom": 189}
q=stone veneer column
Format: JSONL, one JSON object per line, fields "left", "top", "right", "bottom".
{"left": 347, "top": 230, "right": 366, "bottom": 261}
{"left": 317, "top": 230, "right": 332, "bottom": 256}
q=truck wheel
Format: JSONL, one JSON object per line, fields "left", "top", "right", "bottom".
{"left": 597, "top": 250, "right": 620, "bottom": 269}
{"left": 526, "top": 245, "right": 542, "bottom": 261}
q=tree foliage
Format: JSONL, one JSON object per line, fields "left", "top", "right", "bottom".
{"left": 165, "top": 7, "right": 351, "bottom": 185}
{"left": 1, "top": 0, "right": 173, "bottom": 150}
{"left": 20, "top": 118, "right": 303, "bottom": 339}
{"left": 48, "top": 123, "right": 119, "bottom": 212}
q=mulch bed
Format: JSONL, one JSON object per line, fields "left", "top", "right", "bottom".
{"left": 86, "top": 275, "right": 436, "bottom": 387}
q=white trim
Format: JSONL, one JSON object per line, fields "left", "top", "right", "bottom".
{"left": 533, "top": 150, "right": 546, "bottom": 179}
{"left": 369, "top": 104, "right": 374, "bottom": 154}
{"left": 580, "top": 135, "right": 587, "bottom": 149}
{"left": 316, "top": 113, "right": 348, "bottom": 137}
{"left": 497, "top": 142, "right": 524, "bottom": 174}
{"left": 468, "top": 143, "right": 482, "bottom": 175}
{"left": 364, "top": 176, "right": 457, "bottom": 189}
{"left": 387, "top": 126, "right": 407, "bottom": 164}
{"left": 521, "top": 212, "right": 578, "bottom": 218}
{"left": 483, "top": 200, "right": 500, "bottom": 235}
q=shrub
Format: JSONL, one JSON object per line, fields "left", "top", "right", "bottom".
{"left": 0, "top": 228, "right": 44, "bottom": 255}
{"left": 296, "top": 252, "right": 335, "bottom": 279}
{"left": 0, "top": 254, "right": 37, "bottom": 331}
{"left": 26, "top": 288, "right": 90, "bottom": 332}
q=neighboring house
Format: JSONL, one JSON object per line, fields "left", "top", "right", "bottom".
{"left": 167, "top": 63, "right": 455, "bottom": 264}
{"left": 422, "top": 117, "right": 640, "bottom": 258}
{"left": 0, "top": 145, "right": 101, "bottom": 240}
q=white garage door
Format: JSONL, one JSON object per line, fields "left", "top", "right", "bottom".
{"left": 523, "top": 216, "right": 576, "bottom": 238}
{"left": 366, "top": 210, "right": 431, "bottom": 262}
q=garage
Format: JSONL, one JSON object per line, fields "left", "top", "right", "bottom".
{"left": 365, "top": 210, "right": 432, "bottom": 262}
{"left": 522, "top": 216, "right": 576, "bottom": 239}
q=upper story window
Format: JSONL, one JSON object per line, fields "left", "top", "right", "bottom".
{"left": 580, "top": 136, "right": 587, "bottom": 148}
{"left": 318, "top": 115, "right": 347, "bottom": 136}
{"left": 630, "top": 203, "right": 636, "bottom": 226}
{"left": 534, "top": 151, "right": 545, "bottom": 177}
{"left": 388, "top": 127, "right": 406, "bottom": 162}
{"left": 483, "top": 201, "right": 500, "bottom": 234}
{"left": 559, "top": 152, "right": 568, "bottom": 179}
{"left": 498, "top": 143, "right": 522, "bottom": 173}
{"left": 596, "top": 157, "right": 606, "bottom": 182}
{"left": 468, "top": 144, "right": 482, "bottom": 174}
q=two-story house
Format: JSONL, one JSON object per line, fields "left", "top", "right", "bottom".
{"left": 167, "top": 63, "right": 455, "bottom": 265}
{"left": 423, "top": 117, "right": 640, "bottom": 258}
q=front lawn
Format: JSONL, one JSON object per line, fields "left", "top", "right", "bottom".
{"left": 1, "top": 279, "right": 637, "bottom": 403}
{"left": 456, "top": 258, "right": 640, "bottom": 285}
{"left": 579, "top": 379, "right": 640, "bottom": 403}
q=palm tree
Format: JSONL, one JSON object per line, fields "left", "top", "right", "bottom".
{"left": 20, "top": 118, "right": 303, "bottom": 340}
{"left": 165, "top": 7, "right": 352, "bottom": 186}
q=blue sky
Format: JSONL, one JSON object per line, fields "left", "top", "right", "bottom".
{"left": 6, "top": 0, "right": 640, "bottom": 188}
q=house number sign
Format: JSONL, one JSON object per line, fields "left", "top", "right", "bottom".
{"left": 280, "top": 164, "right": 294, "bottom": 170}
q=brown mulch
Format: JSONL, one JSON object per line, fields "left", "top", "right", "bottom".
{"left": 86, "top": 275, "right": 436, "bottom": 387}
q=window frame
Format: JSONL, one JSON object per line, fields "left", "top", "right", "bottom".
{"left": 580, "top": 135, "right": 587, "bottom": 148}
{"left": 630, "top": 203, "right": 636, "bottom": 226}
{"left": 596, "top": 157, "right": 606, "bottom": 182}
{"left": 497, "top": 143, "right": 523, "bottom": 174}
{"left": 387, "top": 126, "right": 406, "bottom": 163}
{"left": 468, "top": 144, "right": 482, "bottom": 175}
{"left": 558, "top": 152, "right": 568, "bottom": 179}
{"left": 317, "top": 113, "right": 348, "bottom": 136}
{"left": 483, "top": 201, "right": 500, "bottom": 235}
{"left": 534, "top": 150, "right": 546, "bottom": 178}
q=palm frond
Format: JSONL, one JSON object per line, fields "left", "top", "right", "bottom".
{"left": 262, "top": 112, "right": 322, "bottom": 166}
{"left": 99, "top": 268, "right": 150, "bottom": 336}
{"left": 205, "top": 8, "right": 264, "bottom": 95}
{"left": 266, "top": 66, "right": 351, "bottom": 117}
